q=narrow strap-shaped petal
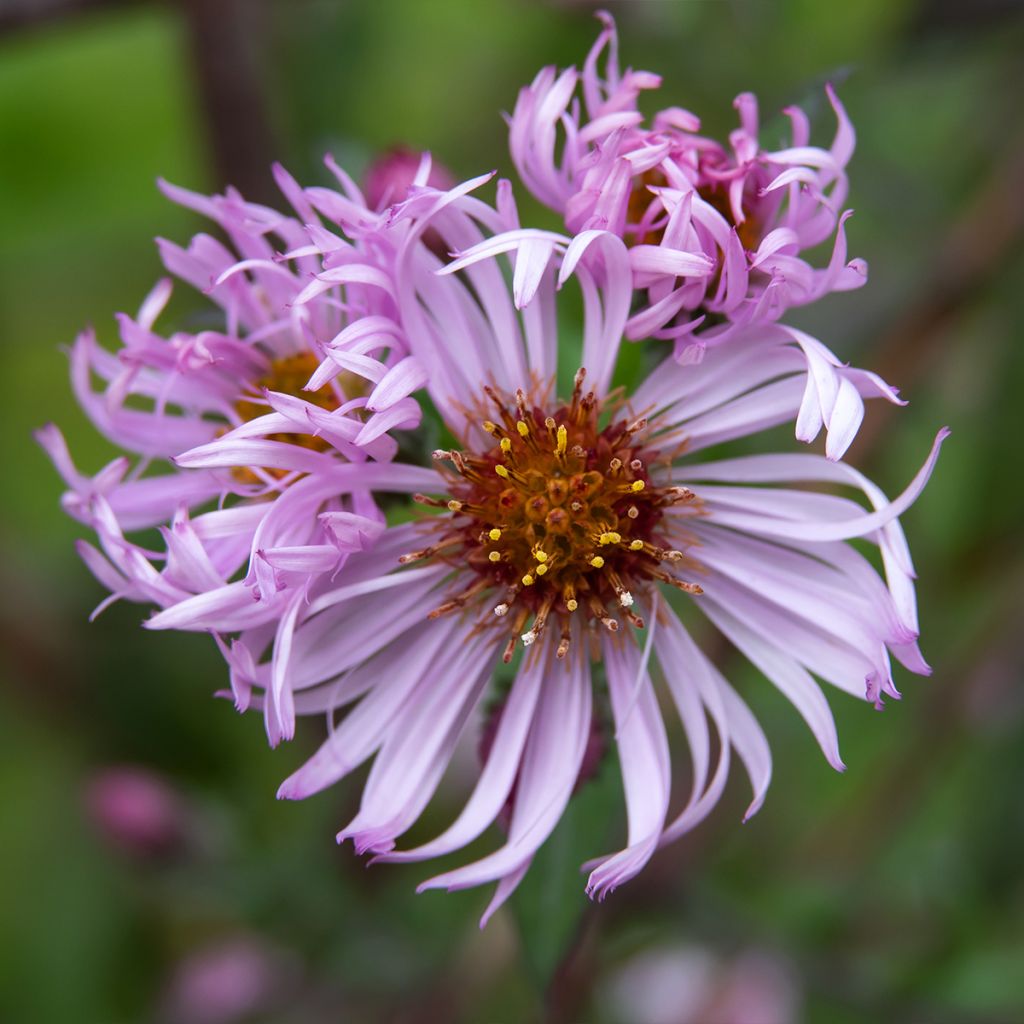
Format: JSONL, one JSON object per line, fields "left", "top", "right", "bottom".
{"left": 652, "top": 609, "right": 733, "bottom": 840}
{"left": 700, "top": 599, "right": 845, "bottom": 772}
{"left": 376, "top": 646, "right": 547, "bottom": 864}
{"left": 678, "top": 429, "right": 949, "bottom": 543}
{"left": 339, "top": 631, "right": 499, "bottom": 854}
{"left": 276, "top": 617, "right": 460, "bottom": 799}
{"left": 585, "top": 636, "right": 670, "bottom": 899}
{"left": 417, "top": 637, "right": 592, "bottom": 894}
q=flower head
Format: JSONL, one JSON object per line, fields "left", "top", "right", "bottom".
{"left": 38, "top": 166, "right": 429, "bottom": 742}
{"left": 163, "top": 176, "right": 944, "bottom": 922}
{"left": 509, "top": 12, "right": 867, "bottom": 355}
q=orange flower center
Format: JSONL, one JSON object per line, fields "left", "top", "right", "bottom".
{"left": 697, "top": 179, "right": 762, "bottom": 252}
{"left": 232, "top": 351, "right": 341, "bottom": 484}
{"left": 625, "top": 168, "right": 669, "bottom": 246}
{"left": 403, "top": 370, "right": 703, "bottom": 662}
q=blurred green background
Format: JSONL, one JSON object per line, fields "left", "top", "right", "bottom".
{"left": 2, "top": 1, "right": 1023, "bottom": 1022}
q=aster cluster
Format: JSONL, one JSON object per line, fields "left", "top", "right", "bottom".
{"left": 42, "top": 15, "right": 946, "bottom": 922}
{"left": 511, "top": 13, "right": 865, "bottom": 365}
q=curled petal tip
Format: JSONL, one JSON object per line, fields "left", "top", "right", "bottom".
{"left": 742, "top": 794, "right": 768, "bottom": 824}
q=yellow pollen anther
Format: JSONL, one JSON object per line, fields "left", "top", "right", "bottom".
{"left": 629, "top": 539, "right": 644, "bottom": 551}
{"left": 590, "top": 555, "right": 605, "bottom": 569}
{"left": 534, "top": 550, "right": 548, "bottom": 563}
{"left": 598, "top": 531, "right": 622, "bottom": 545}
{"left": 555, "top": 424, "right": 568, "bottom": 455}
{"left": 535, "top": 563, "right": 548, "bottom": 576}
{"left": 483, "top": 420, "right": 498, "bottom": 434}
{"left": 488, "top": 528, "right": 502, "bottom": 541}
{"left": 495, "top": 465, "right": 510, "bottom": 479}
{"left": 631, "top": 480, "right": 646, "bottom": 492}
{"left": 516, "top": 420, "right": 530, "bottom": 438}
{"left": 499, "top": 437, "right": 512, "bottom": 453}
{"left": 447, "top": 500, "right": 463, "bottom": 512}
{"left": 522, "top": 573, "right": 535, "bottom": 586}
{"left": 566, "top": 598, "right": 579, "bottom": 612}
{"left": 488, "top": 551, "right": 501, "bottom": 563}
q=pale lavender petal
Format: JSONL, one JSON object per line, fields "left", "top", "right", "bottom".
{"left": 701, "top": 600, "right": 845, "bottom": 772}
{"left": 276, "top": 618, "right": 462, "bottom": 799}
{"left": 366, "top": 356, "right": 428, "bottom": 412}
{"left": 585, "top": 636, "right": 670, "bottom": 899}
{"left": 417, "top": 636, "right": 592, "bottom": 893}
{"left": 377, "top": 637, "right": 547, "bottom": 864}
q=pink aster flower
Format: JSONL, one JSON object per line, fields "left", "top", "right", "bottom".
{"left": 38, "top": 167, "right": 430, "bottom": 743}
{"left": 163, "top": 177, "right": 945, "bottom": 922}
{"left": 509, "top": 12, "right": 867, "bottom": 355}
{"left": 83, "top": 765, "right": 189, "bottom": 858}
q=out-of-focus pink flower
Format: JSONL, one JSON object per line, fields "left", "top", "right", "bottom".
{"left": 84, "top": 765, "right": 187, "bottom": 858}
{"left": 173, "top": 176, "right": 944, "bottom": 922}
{"left": 364, "top": 147, "right": 457, "bottom": 259}
{"left": 604, "top": 944, "right": 801, "bottom": 1024}
{"left": 160, "top": 936, "right": 299, "bottom": 1024}
{"left": 509, "top": 12, "right": 867, "bottom": 353}
{"left": 363, "top": 146, "right": 456, "bottom": 211}
{"left": 38, "top": 168, "right": 430, "bottom": 745}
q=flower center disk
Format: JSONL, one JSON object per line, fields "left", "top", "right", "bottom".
{"left": 406, "top": 370, "right": 703, "bottom": 662}
{"left": 232, "top": 351, "right": 342, "bottom": 484}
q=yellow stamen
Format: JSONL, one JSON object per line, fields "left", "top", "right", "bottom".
{"left": 495, "top": 465, "right": 510, "bottom": 479}
{"left": 555, "top": 424, "right": 568, "bottom": 456}
{"left": 488, "top": 528, "right": 502, "bottom": 541}
{"left": 488, "top": 551, "right": 501, "bottom": 563}
{"left": 516, "top": 420, "right": 530, "bottom": 438}
{"left": 590, "top": 555, "right": 605, "bottom": 569}
{"left": 522, "top": 573, "right": 535, "bottom": 586}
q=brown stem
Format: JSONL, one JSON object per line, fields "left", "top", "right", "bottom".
{"left": 177, "top": 0, "right": 279, "bottom": 204}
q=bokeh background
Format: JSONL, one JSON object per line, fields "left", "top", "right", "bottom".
{"left": 2, "top": 1, "right": 1023, "bottom": 1022}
